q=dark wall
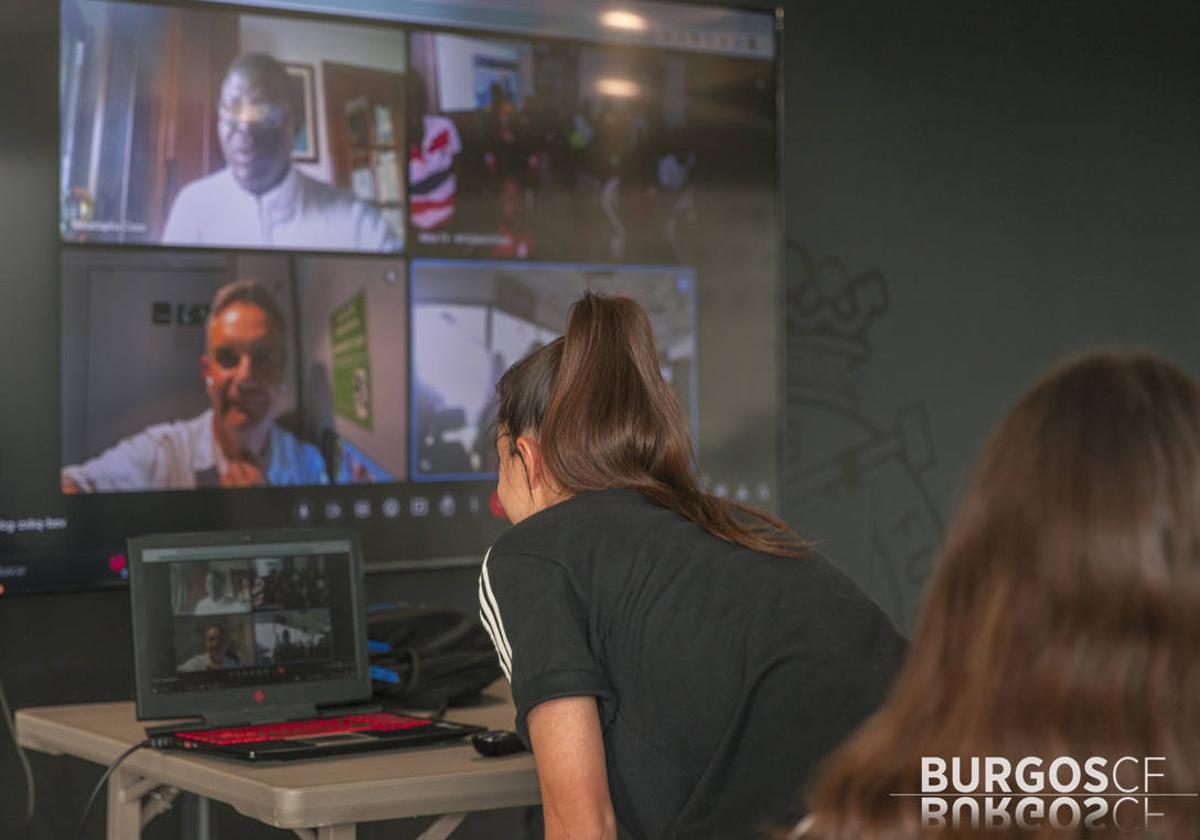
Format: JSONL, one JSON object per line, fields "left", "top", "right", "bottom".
{"left": 3, "top": 0, "right": 1200, "bottom": 836}
{"left": 777, "top": 0, "right": 1200, "bottom": 630}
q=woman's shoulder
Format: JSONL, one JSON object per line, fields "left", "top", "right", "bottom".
{"left": 488, "top": 488, "right": 667, "bottom": 563}
{"left": 507, "top": 487, "right": 653, "bottom": 530}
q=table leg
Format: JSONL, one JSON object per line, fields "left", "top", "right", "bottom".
{"left": 140, "top": 785, "right": 182, "bottom": 830}
{"left": 106, "top": 767, "right": 142, "bottom": 840}
{"left": 292, "top": 826, "right": 355, "bottom": 840}
{"left": 416, "top": 813, "right": 467, "bottom": 840}
{"left": 319, "top": 827, "right": 356, "bottom": 839}
{"left": 181, "top": 792, "right": 212, "bottom": 840}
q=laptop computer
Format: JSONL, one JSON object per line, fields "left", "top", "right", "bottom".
{"left": 127, "top": 528, "right": 482, "bottom": 762}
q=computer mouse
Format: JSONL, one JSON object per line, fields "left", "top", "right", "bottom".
{"left": 471, "top": 729, "right": 527, "bottom": 757}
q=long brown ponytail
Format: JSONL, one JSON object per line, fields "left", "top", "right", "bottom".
{"left": 496, "top": 292, "right": 807, "bottom": 558}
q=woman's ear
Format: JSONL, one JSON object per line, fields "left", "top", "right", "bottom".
{"left": 514, "top": 434, "right": 543, "bottom": 489}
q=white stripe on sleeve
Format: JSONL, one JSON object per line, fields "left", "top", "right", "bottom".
{"left": 478, "top": 580, "right": 512, "bottom": 680}
{"left": 477, "top": 547, "right": 516, "bottom": 672}
{"left": 479, "top": 608, "right": 512, "bottom": 681}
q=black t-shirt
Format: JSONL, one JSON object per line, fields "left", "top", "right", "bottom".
{"left": 478, "top": 488, "right": 906, "bottom": 840}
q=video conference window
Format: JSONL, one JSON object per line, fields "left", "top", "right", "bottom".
{"left": 174, "top": 614, "right": 254, "bottom": 673}
{"left": 166, "top": 556, "right": 334, "bottom": 675}
{"left": 19, "top": 0, "right": 778, "bottom": 595}
{"left": 295, "top": 257, "right": 409, "bottom": 484}
{"left": 407, "top": 30, "right": 775, "bottom": 264}
{"left": 411, "top": 260, "right": 697, "bottom": 480}
{"left": 60, "top": 0, "right": 406, "bottom": 252}
{"left": 172, "top": 560, "right": 253, "bottom": 616}
{"left": 60, "top": 250, "right": 408, "bottom": 493}
{"left": 254, "top": 609, "right": 333, "bottom": 665}
{"left": 251, "top": 555, "right": 331, "bottom": 610}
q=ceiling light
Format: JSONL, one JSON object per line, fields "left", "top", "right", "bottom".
{"left": 594, "top": 78, "right": 640, "bottom": 98}
{"left": 600, "top": 10, "right": 648, "bottom": 32}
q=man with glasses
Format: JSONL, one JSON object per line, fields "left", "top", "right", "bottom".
{"left": 161, "top": 53, "right": 401, "bottom": 252}
{"left": 61, "top": 282, "right": 327, "bottom": 492}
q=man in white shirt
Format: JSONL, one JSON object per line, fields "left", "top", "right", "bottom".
{"left": 178, "top": 622, "right": 240, "bottom": 672}
{"left": 61, "top": 281, "right": 328, "bottom": 492}
{"left": 193, "top": 569, "right": 246, "bottom": 616}
{"left": 162, "top": 53, "right": 402, "bottom": 252}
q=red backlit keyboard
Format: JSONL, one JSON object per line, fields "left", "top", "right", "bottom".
{"left": 176, "top": 712, "right": 433, "bottom": 746}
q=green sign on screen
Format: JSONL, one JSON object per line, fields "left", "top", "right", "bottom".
{"left": 331, "top": 289, "right": 372, "bottom": 430}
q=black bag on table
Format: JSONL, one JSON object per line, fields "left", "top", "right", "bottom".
{"left": 367, "top": 602, "right": 502, "bottom": 711}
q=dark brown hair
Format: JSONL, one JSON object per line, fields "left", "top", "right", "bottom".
{"left": 801, "top": 351, "right": 1200, "bottom": 839}
{"left": 496, "top": 292, "right": 807, "bottom": 558}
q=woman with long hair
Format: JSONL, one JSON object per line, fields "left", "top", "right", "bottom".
{"left": 800, "top": 352, "right": 1200, "bottom": 839}
{"left": 478, "top": 293, "right": 906, "bottom": 839}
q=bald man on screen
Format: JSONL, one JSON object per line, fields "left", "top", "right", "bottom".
{"left": 162, "top": 53, "right": 402, "bottom": 252}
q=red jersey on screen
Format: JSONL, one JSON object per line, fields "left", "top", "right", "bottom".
{"left": 409, "top": 115, "right": 463, "bottom": 230}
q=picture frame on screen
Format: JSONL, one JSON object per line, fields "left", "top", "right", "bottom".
{"left": 285, "top": 63, "right": 320, "bottom": 163}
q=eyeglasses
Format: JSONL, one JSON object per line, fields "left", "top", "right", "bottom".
{"left": 217, "top": 102, "right": 288, "bottom": 131}
{"left": 212, "top": 345, "right": 282, "bottom": 374}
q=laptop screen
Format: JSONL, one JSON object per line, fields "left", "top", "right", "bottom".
{"left": 129, "top": 529, "right": 369, "bottom": 721}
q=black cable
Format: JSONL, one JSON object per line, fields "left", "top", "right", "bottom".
{"left": 75, "top": 739, "right": 151, "bottom": 840}
{"left": 0, "top": 676, "right": 35, "bottom": 822}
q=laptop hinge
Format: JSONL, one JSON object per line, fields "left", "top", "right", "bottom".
{"left": 318, "top": 700, "right": 382, "bottom": 717}
{"left": 149, "top": 702, "right": 321, "bottom": 734}
{"left": 217, "top": 702, "right": 320, "bottom": 728}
